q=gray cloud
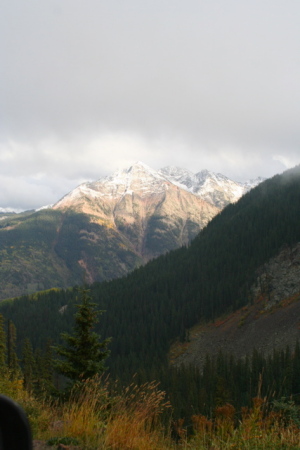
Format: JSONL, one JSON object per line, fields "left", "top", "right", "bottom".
{"left": 1, "top": 0, "right": 299, "bottom": 210}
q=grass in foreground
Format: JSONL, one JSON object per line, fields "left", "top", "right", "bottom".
{"left": 1, "top": 371, "right": 300, "bottom": 449}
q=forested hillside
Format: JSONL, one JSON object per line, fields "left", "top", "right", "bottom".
{"left": 0, "top": 162, "right": 262, "bottom": 300}
{"left": 1, "top": 165, "right": 300, "bottom": 418}
{"left": 0, "top": 209, "right": 142, "bottom": 300}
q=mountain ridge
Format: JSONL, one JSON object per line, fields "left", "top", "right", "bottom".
{"left": 171, "top": 241, "right": 300, "bottom": 370}
{"left": 1, "top": 165, "right": 299, "bottom": 381}
{"left": 1, "top": 166, "right": 300, "bottom": 424}
{"left": 53, "top": 161, "right": 264, "bottom": 211}
{"left": 52, "top": 162, "right": 221, "bottom": 262}
{"left": 0, "top": 162, "right": 264, "bottom": 300}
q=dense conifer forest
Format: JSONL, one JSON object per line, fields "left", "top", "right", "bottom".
{"left": 1, "top": 165, "right": 300, "bottom": 421}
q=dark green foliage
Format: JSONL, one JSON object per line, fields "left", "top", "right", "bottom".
{"left": 2, "top": 167, "right": 300, "bottom": 383}
{"left": 157, "top": 342, "right": 300, "bottom": 421}
{"left": 272, "top": 398, "right": 300, "bottom": 427}
{"left": 0, "top": 318, "right": 55, "bottom": 396}
{"left": 0, "top": 314, "right": 6, "bottom": 368}
{"left": 0, "top": 209, "right": 141, "bottom": 300}
{"left": 46, "top": 436, "right": 79, "bottom": 446}
{"left": 22, "top": 338, "right": 36, "bottom": 391}
{"left": 0, "top": 210, "right": 69, "bottom": 299}
{"left": 1, "top": 166, "right": 300, "bottom": 418}
{"left": 53, "top": 289, "right": 110, "bottom": 388}
{"left": 34, "top": 340, "right": 54, "bottom": 395}
{"left": 7, "top": 320, "right": 19, "bottom": 374}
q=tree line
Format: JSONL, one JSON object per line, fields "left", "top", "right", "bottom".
{"left": 0, "top": 289, "right": 110, "bottom": 398}
{"left": 0, "top": 166, "right": 300, "bottom": 421}
{"left": 1, "top": 302, "right": 300, "bottom": 424}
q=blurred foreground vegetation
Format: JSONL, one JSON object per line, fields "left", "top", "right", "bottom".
{"left": 2, "top": 370, "right": 300, "bottom": 449}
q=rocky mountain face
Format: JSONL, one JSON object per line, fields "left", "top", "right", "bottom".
{"left": 53, "top": 162, "right": 263, "bottom": 258}
{"left": 171, "top": 242, "right": 300, "bottom": 370}
{"left": 250, "top": 242, "right": 300, "bottom": 307}
{"left": 54, "top": 162, "right": 263, "bottom": 213}
{"left": 159, "top": 166, "right": 263, "bottom": 208}
{"left": 53, "top": 162, "right": 222, "bottom": 260}
{"left": 0, "top": 162, "right": 263, "bottom": 300}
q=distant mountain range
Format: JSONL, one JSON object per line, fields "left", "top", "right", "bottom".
{"left": 52, "top": 162, "right": 263, "bottom": 211}
{"left": 0, "top": 162, "right": 263, "bottom": 300}
{"left": 158, "top": 165, "right": 264, "bottom": 208}
{"left": 0, "top": 164, "right": 299, "bottom": 424}
{"left": 1, "top": 165, "right": 300, "bottom": 389}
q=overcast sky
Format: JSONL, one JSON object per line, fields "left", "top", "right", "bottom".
{"left": 1, "top": 0, "right": 299, "bottom": 211}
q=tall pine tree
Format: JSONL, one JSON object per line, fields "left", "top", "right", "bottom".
{"left": 22, "top": 338, "right": 36, "bottom": 391}
{"left": 7, "top": 320, "right": 19, "bottom": 375}
{"left": 0, "top": 314, "right": 6, "bottom": 369}
{"left": 53, "top": 288, "right": 110, "bottom": 390}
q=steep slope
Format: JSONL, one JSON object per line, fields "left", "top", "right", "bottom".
{"left": 1, "top": 165, "right": 300, "bottom": 381}
{"left": 1, "top": 161, "right": 252, "bottom": 300}
{"left": 171, "top": 242, "right": 300, "bottom": 370}
{"left": 159, "top": 166, "right": 264, "bottom": 208}
{"left": 0, "top": 209, "right": 142, "bottom": 300}
{"left": 53, "top": 162, "right": 219, "bottom": 260}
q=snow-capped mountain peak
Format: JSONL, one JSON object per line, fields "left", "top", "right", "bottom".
{"left": 53, "top": 161, "right": 264, "bottom": 211}
{"left": 159, "top": 166, "right": 263, "bottom": 208}
{"left": 54, "top": 161, "right": 169, "bottom": 209}
{"left": 95, "top": 161, "right": 169, "bottom": 197}
{"left": 158, "top": 166, "right": 198, "bottom": 191}
{"left": 243, "top": 177, "right": 266, "bottom": 192}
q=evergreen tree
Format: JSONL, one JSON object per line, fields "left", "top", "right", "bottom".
{"left": 34, "top": 341, "right": 54, "bottom": 395}
{"left": 292, "top": 340, "right": 300, "bottom": 396}
{"left": 43, "top": 340, "right": 55, "bottom": 387}
{"left": 53, "top": 288, "right": 110, "bottom": 389}
{"left": 0, "top": 314, "right": 6, "bottom": 369}
{"left": 7, "top": 320, "right": 19, "bottom": 375}
{"left": 22, "top": 338, "right": 36, "bottom": 391}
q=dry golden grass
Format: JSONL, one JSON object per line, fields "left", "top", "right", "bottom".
{"left": 0, "top": 370, "right": 53, "bottom": 437}
{"left": 54, "top": 378, "right": 110, "bottom": 448}
{"left": 104, "top": 381, "right": 172, "bottom": 450}
{"left": 187, "top": 397, "right": 300, "bottom": 450}
{"left": 35, "top": 377, "right": 173, "bottom": 449}
{"left": 2, "top": 372, "right": 300, "bottom": 449}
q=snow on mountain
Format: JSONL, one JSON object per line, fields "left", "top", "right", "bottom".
{"left": 93, "top": 161, "right": 168, "bottom": 197}
{"left": 0, "top": 207, "right": 20, "bottom": 213}
{"left": 158, "top": 166, "right": 198, "bottom": 190}
{"left": 53, "top": 162, "right": 221, "bottom": 259}
{"left": 0, "top": 162, "right": 266, "bottom": 297}
{"left": 242, "top": 177, "right": 266, "bottom": 192}
{"left": 54, "top": 161, "right": 264, "bottom": 211}
{"left": 54, "top": 161, "right": 169, "bottom": 209}
{"left": 35, "top": 204, "right": 53, "bottom": 212}
{"left": 160, "top": 166, "right": 264, "bottom": 208}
